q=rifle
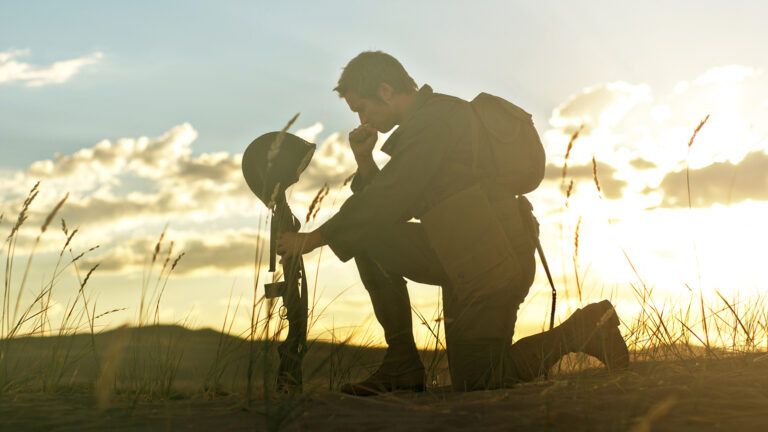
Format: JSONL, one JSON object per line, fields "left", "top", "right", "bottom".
{"left": 242, "top": 130, "right": 315, "bottom": 391}
{"left": 265, "top": 196, "right": 308, "bottom": 390}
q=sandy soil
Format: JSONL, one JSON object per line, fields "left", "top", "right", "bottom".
{"left": 2, "top": 328, "right": 768, "bottom": 431}
{"left": 2, "top": 355, "right": 768, "bottom": 431}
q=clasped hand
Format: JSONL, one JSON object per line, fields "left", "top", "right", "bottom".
{"left": 349, "top": 123, "right": 377, "bottom": 160}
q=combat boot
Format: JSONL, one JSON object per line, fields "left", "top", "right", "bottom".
{"left": 340, "top": 363, "right": 426, "bottom": 396}
{"left": 340, "top": 342, "right": 426, "bottom": 396}
{"left": 561, "top": 299, "right": 630, "bottom": 370}
{"left": 346, "top": 258, "right": 427, "bottom": 396}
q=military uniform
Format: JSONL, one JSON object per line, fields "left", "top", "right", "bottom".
{"left": 318, "top": 85, "right": 627, "bottom": 391}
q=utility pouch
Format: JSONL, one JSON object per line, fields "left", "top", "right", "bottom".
{"left": 421, "top": 184, "right": 521, "bottom": 303}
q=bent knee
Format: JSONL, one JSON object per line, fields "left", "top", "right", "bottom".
{"left": 354, "top": 255, "right": 406, "bottom": 292}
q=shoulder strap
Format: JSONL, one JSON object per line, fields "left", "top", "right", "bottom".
{"left": 518, "top": 196, "right": 557, "bottom": 331}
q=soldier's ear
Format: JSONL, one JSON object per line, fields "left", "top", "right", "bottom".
{"left": 377, "top": 82, "right": 394, "bottom": 103}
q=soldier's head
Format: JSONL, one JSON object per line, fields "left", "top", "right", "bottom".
{"left": 334, "top": 51, "right": 418, "bottom": 133}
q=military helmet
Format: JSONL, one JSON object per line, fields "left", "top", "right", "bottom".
{"left": 242, "top": 131, "right": 316, "bottom": 206}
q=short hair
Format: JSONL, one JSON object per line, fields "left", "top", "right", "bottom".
{"left": 334, "top": 51, "right": 418, "bottom": 99}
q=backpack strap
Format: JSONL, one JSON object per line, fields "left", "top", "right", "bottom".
{"left": 518, "top": 196, "right": 557, "bottom": 331}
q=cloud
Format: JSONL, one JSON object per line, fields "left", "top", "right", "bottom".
{"left": 1, "top": 124, "right": 252, "bottom": 261}
{"left": 287, "top": 126, "right": 357, "bottom": 215}
{"left": 629, "top": 158, "right": 657, "bottom": 170}
{"left": 0, "top": 49, "right": 103, "bottom": 87}
{"left": 2, "top": 123, "right": 255, "bottom": 226}
{"left": 295, "top": 131, "right": 356, "bottom": 191}
{"left": 544, "top": 162, "right": 627, "bottom": 200}
{"left": 539, "top": 64, "right": 768, "bottom": 209}
{"left": 85, "top": 229, "right": 266, "bottom": 275}
{"left": 549, "top": 81, "right": 652, "bottom": 136}
{"left": 295, "top": 122, "right": 324, "bottom": 143}
{"left": 655, "top": 150, "right": 768, "bottom": 207}
{"left": 0, "top": 122, "right": 357, "bottom": 274}
{"left": 27, "top": 124, "right": 196, "bottom": 182}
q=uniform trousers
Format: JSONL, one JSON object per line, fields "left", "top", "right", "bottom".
{"left": 352, "top": 219, "right": 558, "bottom": 390}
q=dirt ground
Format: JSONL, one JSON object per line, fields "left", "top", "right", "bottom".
{"left": 3, "top": 353, "right": 768, "bottom": 431}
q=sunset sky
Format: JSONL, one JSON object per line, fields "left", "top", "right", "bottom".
{"left": 2, "top": 1, "right": 768, "bottom": 345}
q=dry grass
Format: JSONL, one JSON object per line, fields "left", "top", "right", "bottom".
{"left": 560, "top": 124, "right": 584, "bottom": 187}
{"left": 572, "top": 216, "right": 583, "bottom": 303}
{"left": 591, "top": 155, "right": 602, "bottom": 196}
{"left": 306, "top": 183, "right": 329, "bottom": 223}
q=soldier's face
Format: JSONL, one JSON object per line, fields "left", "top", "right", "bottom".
{"left": 343, "top": 91, "right": 398, "bottom": 133}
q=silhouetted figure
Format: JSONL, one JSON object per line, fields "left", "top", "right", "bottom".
{"left": 276, "top": 51, "right": 629, "bottom": 395}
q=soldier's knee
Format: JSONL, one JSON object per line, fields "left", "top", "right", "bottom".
{"left": 354, "top": 255, "right": 405, "bottom": 293}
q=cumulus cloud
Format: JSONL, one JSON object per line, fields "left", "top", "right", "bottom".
{"left": 295, "top": 130, "right": 357, "bottom": 191}
{"left": 0, "top": 49, "right": 103, "bottom": 87}
{"left": 285, "top": 123, "right": 358, "bottom": 217}
{"left": 629, "top": 158, "right": 657, "bottom": 170}
{"left": 294, "top": 122, "right": 324, "bottom": 143}
{"left": 84, "top": 229, "right": 266, "bottom": 275}
{"left": 540, "top": 64, "right": 768, "bottom": 208}
{"left": 27, "top": 124, "right": 196, "bottom": 183}
{"left": 291, "top": 122, "right": 392, "bottom": 195}
{"left": 0, "top": 122, "right": 359, "bottom": 275}
{"left": 549, "top": 81, "right": 652, "bottom": 136}
{"left": 655, "top": 150, "right": 768, "bottom": 207}
{"left": 2, "top": 123, "right": 253, "bottom": 224}
{"left": 544, "top": 162, "right": 627, "bottom": 200}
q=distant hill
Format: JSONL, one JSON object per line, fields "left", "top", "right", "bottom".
{"left": 1, "top": 325, "right": 395, "bottom": 393}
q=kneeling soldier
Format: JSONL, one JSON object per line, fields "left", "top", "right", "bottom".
{"left": 276, "top": 51, "right": 629, "bottom": 395}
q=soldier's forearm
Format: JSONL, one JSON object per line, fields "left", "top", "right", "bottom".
{"left": 308, "top": 229, "right": 327, "bottom": 250}
{"left": 355, "top": 154, "right": 378, "bottom": 178}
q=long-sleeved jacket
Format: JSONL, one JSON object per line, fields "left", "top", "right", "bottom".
{"left": 318, "top": 85, "right": 481, "bottom": 262}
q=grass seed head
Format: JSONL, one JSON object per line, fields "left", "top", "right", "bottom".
{"left": 41, "top": 193, "right": 68, "bottom": 234}
{"left": 267, "top": 113, "right": 300, "bottom": 171}
{"left": 81, "top": 263, "right": 100, "bottom": 288}
{"left": 574, "top": 216, "right": 582, "bottom": 261}
{"left": 688, "top": 114, "right": 711, "bottom": 148}
{"left": 564, "top": 179, "right": 575, "bottom": 207}
{"left": 8, "top": 181, "right": 40, "bottom": 240}
{"left": 152, "top": 228, "right": 167, "bottom": 264}
{"left": 560, "top": 124, "right": 584, "bottom": 183}
{"left": 171, "top": 252, "right": 185, "bottom": 272}
{"left": 591, "top": 155, "right": 602, "bottom": 195}
{"left": 306, "top": 183, "right": 330, "bottom": 223}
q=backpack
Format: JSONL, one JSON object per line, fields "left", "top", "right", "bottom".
{"left": 469, "top": 93, "right": 556, "bottom": 331}
{"left": 469, "top": 93, "right": 546, "bottom": 195}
